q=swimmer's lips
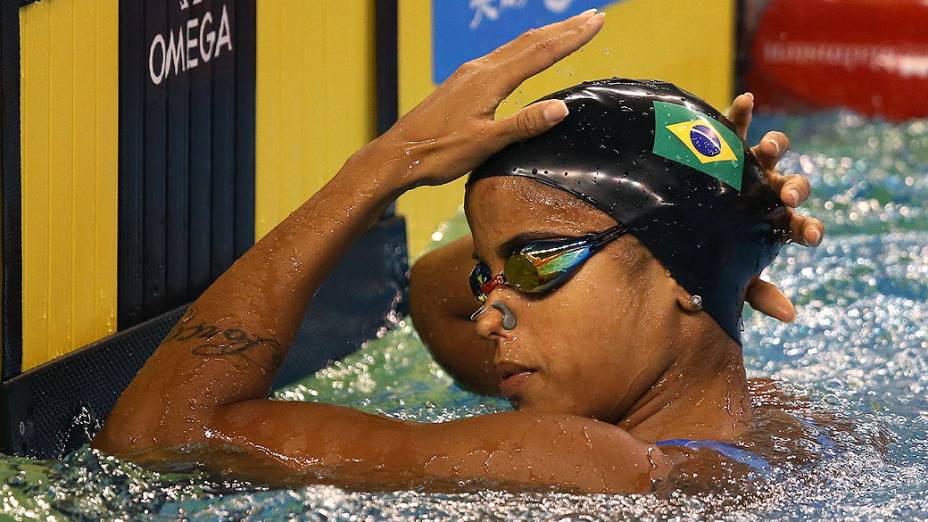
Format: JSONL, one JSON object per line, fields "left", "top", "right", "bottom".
{"left": 496, "top": 361, "right": 537, "bottom": 401}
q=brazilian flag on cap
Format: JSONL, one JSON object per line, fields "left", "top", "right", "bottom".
{"left": 652, "top": 101, "right": 744, "bottom": 191}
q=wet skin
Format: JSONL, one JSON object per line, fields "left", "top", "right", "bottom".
{"left": 93, "top": 10, "right": 824, "bottom": 493}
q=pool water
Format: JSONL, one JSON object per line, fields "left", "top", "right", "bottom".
{"left": 2, "top": 111, "right": 928, "bottom": 520}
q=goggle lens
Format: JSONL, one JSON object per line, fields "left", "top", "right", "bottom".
{"left": 469, "top": 245, "right": 591, "bottom": 302}
{"left": 503, "top": 254, "right": 542, "bottom": 291}
{"left": 468, "top": 225, "right": 627, "bottom": 304}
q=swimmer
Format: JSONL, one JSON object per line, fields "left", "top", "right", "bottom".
{"left": 93, "top": 10, "right": 825, "bottom": 493}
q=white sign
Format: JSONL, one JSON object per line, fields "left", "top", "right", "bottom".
{"left": 148, "top": 3, "right": 234, "bottom": 86}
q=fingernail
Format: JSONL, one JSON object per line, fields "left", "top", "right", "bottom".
{"left": 580, "top": 8, "right": 598, "bottom": 16}
{"left": 544, "top": 100, "right": 569, "bottom": 123}
{"left": 786, "top": 187, "right": 800, "bottom": 206}
{"left": 744, "top": 92, "right": 754, "bottom": 101}
{"left": 808, "top": 227, "right": 821, "bottom": 245}
{"left": 766, "top": 138, "right": 779, "bottom": 154}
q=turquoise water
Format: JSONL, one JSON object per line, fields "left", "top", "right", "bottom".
{"left": 2, "top": 111, "right": 928, "bottom": 519}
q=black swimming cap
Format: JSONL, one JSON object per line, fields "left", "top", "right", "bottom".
{"left": 469, "top": 79, "right": 788, "bottom": 344}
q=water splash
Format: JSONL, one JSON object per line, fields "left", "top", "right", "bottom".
{"left": 2, "top": 110, "right": 928, "bottom": 519}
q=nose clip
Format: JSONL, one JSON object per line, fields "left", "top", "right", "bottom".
{"left": 491, "top": 302, "right": 517, "bottom": 331}
{"left": 469, "top": 302, "right": 518, "bottom": 331}
{"left": 470, "top": 305, "right": 489, "bottom": 321}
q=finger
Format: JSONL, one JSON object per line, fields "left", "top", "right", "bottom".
{"left": 771, "top": 173, "right": 812, "bottom": 207}
{"left": 480, "top": 9, "right": 600, "bottom": 66}
{"left": 745, "top": 277, "right": 796, "bottom": 322}
{"left": 750, "top": 131, "right": 790, "bottom": 171}
{"left": 788, "top": 213, "right": 824, "bottom": 246}
{"left": 725, "top": 92, "right": 754, "bottom": 140}
{"left": 494, "top": 99, "right": 570, "bottom": 144}
{"left": 493, "top": 12, "right": 606, "bottom": 96}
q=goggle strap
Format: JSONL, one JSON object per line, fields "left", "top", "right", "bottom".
{"left": 589, "top": 224, "right": 628, "bottom": 252}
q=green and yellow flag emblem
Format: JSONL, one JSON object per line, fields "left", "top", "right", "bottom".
{"left": 652, "top": 101, "right": 744, "bottom": 191}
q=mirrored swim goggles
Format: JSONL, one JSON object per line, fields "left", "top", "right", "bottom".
{"left": 469, "top": 224, "right": 628, "bottom": 306}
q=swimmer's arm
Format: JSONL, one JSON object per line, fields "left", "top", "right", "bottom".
{"left": 409, "top": 235, "right": 500, "bottom": 395}
{"left": 93, "top": 144, "right": 405, "bottom": 453}
{"left": 95, "top": 10, "right": 605, "bottom": 456}
{"left": 184, "top": 404, "right": 670, "bottom": 493}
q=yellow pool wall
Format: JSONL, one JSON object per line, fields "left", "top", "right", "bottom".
{"left": 15, "top": 0, "right": 734, "bottom": 369}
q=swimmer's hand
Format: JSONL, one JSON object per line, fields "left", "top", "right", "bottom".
{"left": 372, "top": 9, "right": 606, "bottom": 189}
{"left": 726, "top": 93, "right": 825, "bottom": 323}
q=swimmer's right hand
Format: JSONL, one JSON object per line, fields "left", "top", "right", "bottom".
{"left": 370, "top": 9, "right": 606, "bottom": 189}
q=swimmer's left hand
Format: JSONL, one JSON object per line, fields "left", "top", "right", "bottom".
{"left": 370, "top": 9, "right": 607, "bottom": 189}
{"left": 726, "top": 93, "right": 825, "bottom": 323}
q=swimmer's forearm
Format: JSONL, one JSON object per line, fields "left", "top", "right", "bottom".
{"left": 96, "top": 140, "right": 410, "bottom": 452}
{"left": 420, "top": 411, "right": 668, "bottom": 492}
{"left": 195, "top": 403, "right": 668, "bottom": 493}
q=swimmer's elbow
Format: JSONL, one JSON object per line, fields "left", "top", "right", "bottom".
{"left": 91, "top": 416, "right": 145, "bottom": 457}
{"left": 92, "top": 400, "right": 146, "bottom": 456}
{"left": 92, "top": 390, "right": 213, "bottom": 457}
{"left": 90, "top": 413, "right": 175, "bottom": 458}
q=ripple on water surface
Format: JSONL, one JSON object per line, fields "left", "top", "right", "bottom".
{"left": 2, "top": 112, "right": 928, "bottom": 520}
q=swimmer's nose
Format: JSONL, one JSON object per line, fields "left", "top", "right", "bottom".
{"left": 473, "top": 296, "right": 511, "bottom": 340}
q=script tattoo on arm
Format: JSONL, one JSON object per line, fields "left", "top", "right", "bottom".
{"left": 164, "top": 308, "right": 284, "bottom": 368}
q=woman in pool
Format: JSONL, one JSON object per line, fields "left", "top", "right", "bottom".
{"left": 93, "top": 10, "right": 824, "bottom": 493}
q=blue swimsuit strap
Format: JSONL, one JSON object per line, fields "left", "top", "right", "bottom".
{"left": 654, "top": 439, "right": 773, "bottom": 475}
